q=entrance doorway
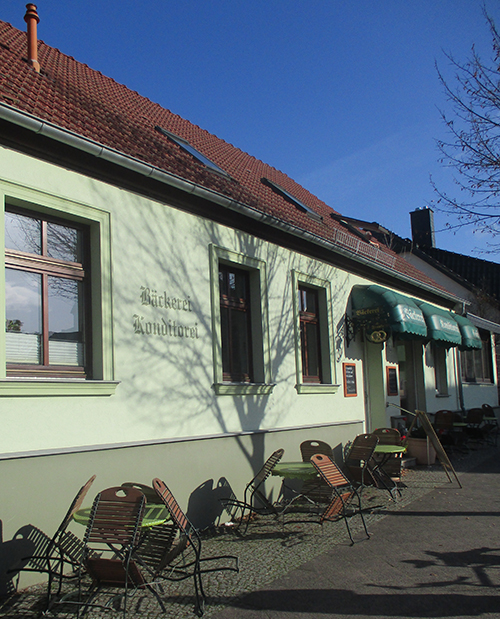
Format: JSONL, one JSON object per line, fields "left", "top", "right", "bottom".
{"left": 397, "top": 340, "right": 425, "bottom": 415}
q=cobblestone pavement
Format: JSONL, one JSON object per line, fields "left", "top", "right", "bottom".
{"left": 0, "top": 446, "right": 495, "bottom": 619}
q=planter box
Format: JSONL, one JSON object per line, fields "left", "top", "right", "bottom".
{"left": 406, "top": 437, "right": 436, "bottom": 465}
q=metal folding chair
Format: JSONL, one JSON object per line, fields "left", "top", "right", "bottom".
{"left": 344, "top": 433, "right": 379, "bottom": 493}
{"left": 151, "top": 478, "right": 238, "bottom": 616}
{"left": 9, "top": 475, "right": 96, "bottom": 610}
{"left": 77, "top": 485, "right": 165, "bottom": 618}
{"left": 299, "top": 440, "right": 333, "bottom": 503}
{"left": 221, "top": 448, "right": 285, "bottom": 534}
{"left": 310, "top": 454, "right": 370, "bottom": 545}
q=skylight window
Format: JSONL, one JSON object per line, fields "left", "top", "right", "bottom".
{"left": 155, "top": 126, "right": 228, "bottom": 176}
{"left": 261, "top": 177, "right": 323, "bottom": 222}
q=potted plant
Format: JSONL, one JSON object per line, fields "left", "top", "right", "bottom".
{"left": 406, "top": 425, "right": 436, "bottom": 465}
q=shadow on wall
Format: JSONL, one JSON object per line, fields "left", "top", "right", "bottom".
{"left": 0, "top": 521, "right": 35, "bottom": 596}
{"left": 186, "top": 477, "right": 235, "bottom": 531}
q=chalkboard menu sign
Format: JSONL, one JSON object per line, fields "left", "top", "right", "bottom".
{"left": 386, "top": 366, "right": 399, "bottom": 396}
{"left": 343, "top": 363, "right": 357, "bottom": 397}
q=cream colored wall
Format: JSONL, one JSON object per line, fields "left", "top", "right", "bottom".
{"left": 0, "top": 147, "right": 370, "bottom": 458}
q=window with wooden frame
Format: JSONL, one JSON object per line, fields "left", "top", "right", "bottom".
{"left": 291, "top": 271, "right": 338, "bottom": 394}
{"left": 219, "top": 263, "right": 253, "bottom": 382}
{"left": 5, "top": 208, "right": 89, "bottom": 378}
{"left": 461, "top": 329, "right": 494, "bottom": 383}
{"left": 299, "top": 285, "right": 322, "bottom": 383}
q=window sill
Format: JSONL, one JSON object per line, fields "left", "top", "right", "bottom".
{"left": 0, "top": 379, "right": 120, "bottom": 397}
{"left": 295, "top": 383, "right": 340, "bottom": 394}
{"left": 213, "top": 383, "right": 275, "bottom": 396}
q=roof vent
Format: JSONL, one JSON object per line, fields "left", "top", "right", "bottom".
{"left": 24, "top": 3, "right": 40, "bottom": 73}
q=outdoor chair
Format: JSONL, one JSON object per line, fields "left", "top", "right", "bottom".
{"left": 482, "top": 403, "right": 499, "bottom": 446}
{"left": 220, "top": 448, "right": 285, "bottom": 534}
{"left": 372, "top": 428, "right": 403, "bottom": 481}
{"left": 151, "top": 478, "right": 238, "bottom": 617}
{"left": 433, "top": 410, "right": 465, "bottom": 451}
{"left": 344, "top": 433, "right": 379, "bottom": 492}
{"left": 8, "top": 474, "right": 96, "bottom": 611}
{"left": 465, "top": 408, "right": 486, "bottom": 444}
{"left": 299, "top": 440, "right": 333, "bottom": 503}
{"left": 300, "top": 439, "right": 333, "bottom": 461}
{"left": 121, "top": 482, "right": 163, "bottom": 504}
{"left": 310, "top": 454, "right": 370, "bottom": 545}
{"left": 76, "top": 485, "right": 165, "bottom": 618}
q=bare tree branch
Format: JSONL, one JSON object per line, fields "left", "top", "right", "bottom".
{"left": 433, "top": 10, "right": 500, "bottom": 250}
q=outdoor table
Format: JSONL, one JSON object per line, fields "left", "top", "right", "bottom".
{"left": 371, "top": 444, "right": 406, "bottom": 498}
{"left": 74, "top": 503, "right": 169, "bottom": 528}
{"left": 271, "top": 461, "right": 317, "bottom": 480}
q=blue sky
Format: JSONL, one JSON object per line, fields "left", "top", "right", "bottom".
{"left": 3, "top": 1, "right": 499, "bottom": 258}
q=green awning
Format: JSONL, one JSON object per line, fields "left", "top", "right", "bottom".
{"left": 351, "top": 285, "right": 427, "bottom": 339}
{"left": 453, "top": 314, "right": 482, "bottom": 351}
{"left": 415, "top": 301, "right": 462, "bottom": 347}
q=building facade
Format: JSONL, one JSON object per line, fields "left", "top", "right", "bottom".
{"left": 0, "top": 10, "right": 496, "bottom": 588}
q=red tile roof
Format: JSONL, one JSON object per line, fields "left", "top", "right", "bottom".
{"left": 0, "top": 19, "right": 449, "bottom": 295}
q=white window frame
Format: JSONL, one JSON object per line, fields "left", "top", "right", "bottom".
{"left": 209, "top": 244, "right": 274, "bottom": 396}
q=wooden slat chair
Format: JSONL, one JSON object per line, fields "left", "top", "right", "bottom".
{"left": 220, "top": 448, "right": 285, "bottom": 534}
{"left": 78, "top": 486, "right": 165, "bottom": 618}
{"left": 465, "top": 408, "right": 486, "bottom": 444}
{"left": 151, "top": 478, "right": 238, "bottom": 617}
{"left": 9, "top": 475, "right": 96, "bottom": 611}
{"left": 344, "top": 434, "right": 379, "bottom": 493}
{"left": 310, "top": 454, "right": 370, "bottom": 545}
{"left": 299, "top": 440, "right": 333, "bottom": 503}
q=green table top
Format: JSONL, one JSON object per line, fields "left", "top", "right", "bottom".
{"left": 271, "top": 461, "right": 317, "bottom": 480}
{"left": 74, "top": 504, "right": 169, "bottom": 528}
{"left": 374, "top": 444, "right": 406, "bottom": 454}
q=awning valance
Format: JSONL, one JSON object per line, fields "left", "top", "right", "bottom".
{"left": 453, "top": 314, "right": 482, "bottom": 351}
{"left": 350, "top": 285, "right": 427, "bottom": 339}
{"left": 415, "top": 301, "right": 462, "bottom": 347}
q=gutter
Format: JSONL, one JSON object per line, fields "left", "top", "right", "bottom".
{"left": 467, "top": 313, "right": 500, "bottom": 334}
{"left": 0, "top": 102, "right": 463, "bottom": 305}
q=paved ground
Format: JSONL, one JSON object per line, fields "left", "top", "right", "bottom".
{"left": 1, "top": 445, "right": 498, "bottom": 619}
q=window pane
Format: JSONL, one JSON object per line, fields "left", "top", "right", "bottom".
{"left": 47, "top": 222, "right": 82, "bottom": 262}
{"left": 474, "top": 350, "right": 483, "bottom": 381}
{"left": 230, "top": 309, "right": 250, "bottom": 378}
{"left": 220, "top": 306, "right": 231, "bottom": 375}
{"left": 5, "top": 211, "right": 41, "bottom": 254}
{"left": 48, "top": 276, "right": 83, "bottom": 365}
{"left": 5, "top": 268, "right": 42, "bottom": 363}
{"left": 228, "top": 268, "right": 247, "bottom": 301}
{"left": 304, "top": 322, "right": 321, "bottom": 379}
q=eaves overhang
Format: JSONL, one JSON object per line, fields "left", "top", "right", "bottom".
{"left": 0, "top": 102, "right": 464, "bottom": 307}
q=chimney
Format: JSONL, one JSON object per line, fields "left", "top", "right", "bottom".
{"left": 24, "top": 4, "right": 40, "bottom": 73}
{"left": 410, "top": 207, "right": 436, "bottom": 248}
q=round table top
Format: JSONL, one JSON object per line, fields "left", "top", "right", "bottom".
{"left": 374, "top": 444, "right": 406, "bottom": 454}
{"left": 74, "top": 504, "right": 169, "bottom": 528}
{"left": 271, "top": 461, "right": 317, "bottom": 480}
